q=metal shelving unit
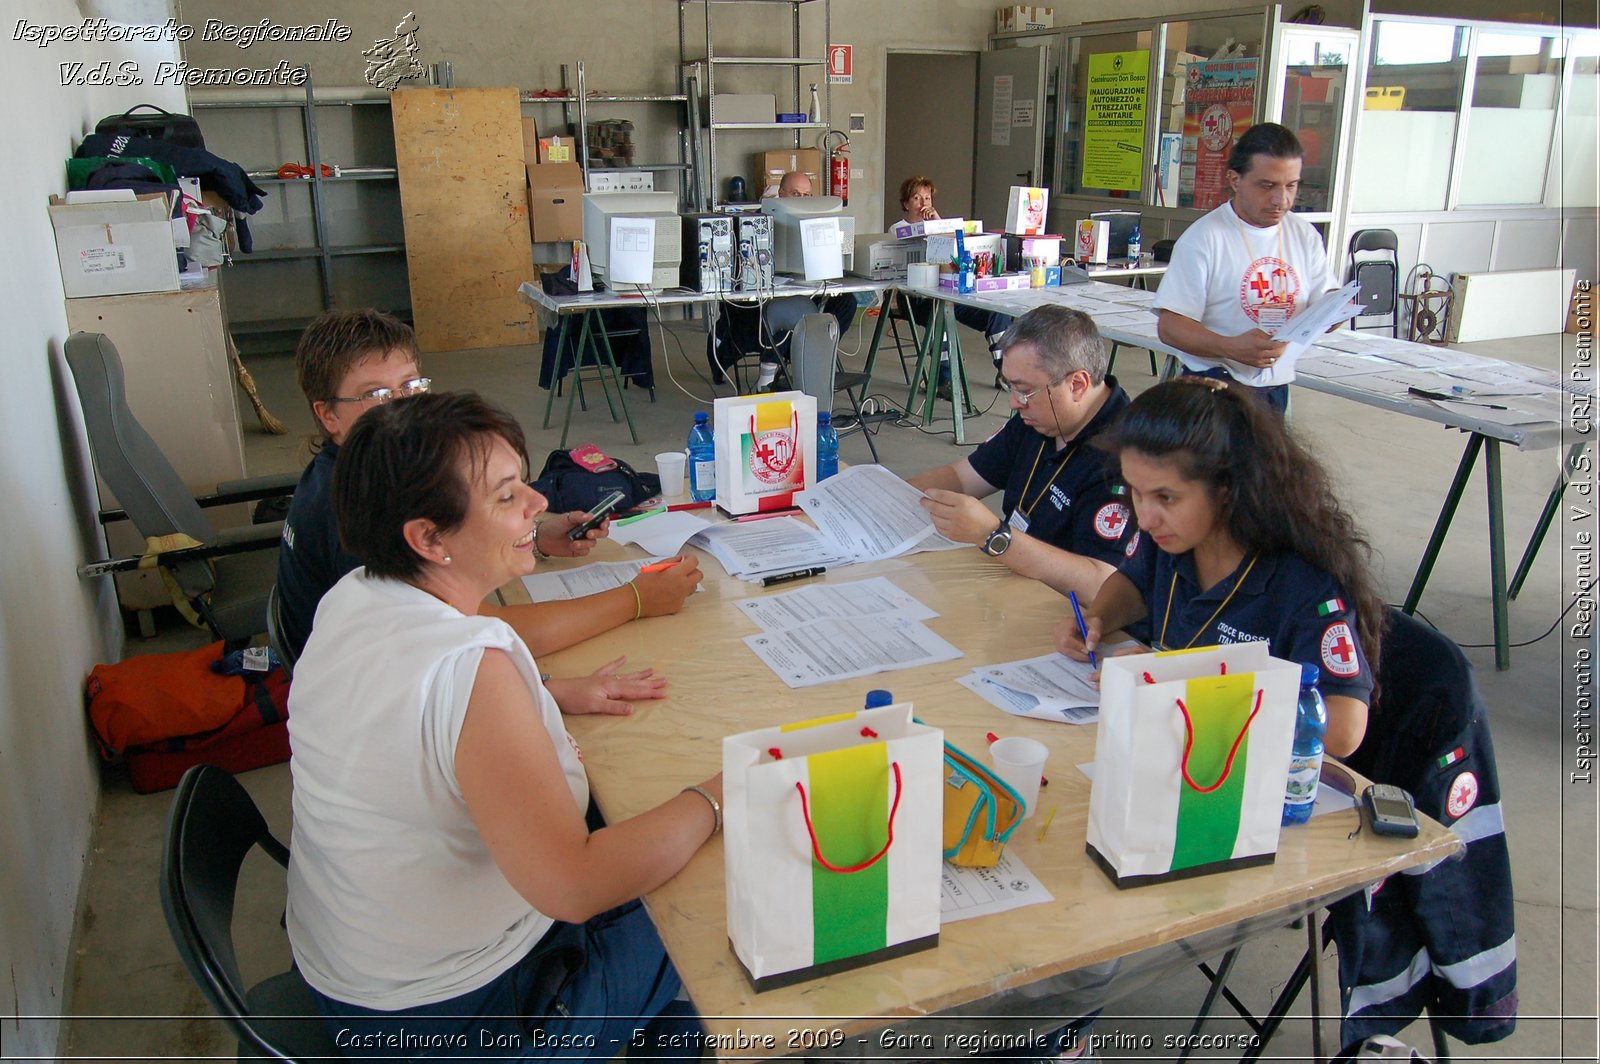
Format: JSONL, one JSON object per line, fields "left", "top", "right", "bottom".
{"left": 679, "top": 0, "right": 832, "bottom": 209}
{"left": 521, "top": 61, "right": 698, "bottom": 210}
{"left": 192, "top": 73, "right": 405, "bottom": 318}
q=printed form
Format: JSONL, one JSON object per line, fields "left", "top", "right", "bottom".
{"left": 797, "top": 464, "right": 962, "bottom": 559}
{"left": 743, "top": 615, "right": 963, "bottom": 688}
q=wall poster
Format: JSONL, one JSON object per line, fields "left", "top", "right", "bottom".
{"left": 1179, "top": 58, "right": 1259, "bottom": 210}
{"left": 1081, "top": 50, "right": 1149, "bottom": 192}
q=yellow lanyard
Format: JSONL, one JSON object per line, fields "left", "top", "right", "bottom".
{"left": 1159, "top": 553, "right": 1260, "bottom": 651}
{"left": 1017, "top": 438, "right": 1081, "bottom": 520}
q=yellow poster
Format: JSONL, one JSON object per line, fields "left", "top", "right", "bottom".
{"left": 1082, "top": 50, "right": 1150, "bottom": 192}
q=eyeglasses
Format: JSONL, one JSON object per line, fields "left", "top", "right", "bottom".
{"left": 326, "top": 377, "right": 432, "bottom": 405}
{"left": 1003, "top": 375, "right": 1065, "bottom": 406}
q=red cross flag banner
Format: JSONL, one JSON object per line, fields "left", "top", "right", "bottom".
{"left": 1180, "top": 58, "right": 1258, "bottom": 211}
{"left": 713, "top": 390, "right": 818, "bottom": 514}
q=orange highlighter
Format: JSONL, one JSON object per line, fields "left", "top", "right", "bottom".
{"left": 639, "top": 560, "right": 679, "bottom": 574}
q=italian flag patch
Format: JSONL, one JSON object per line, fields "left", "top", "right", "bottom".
{"left": 1438, "top": 746, "right": 1466, "bottom": 769}
{"left": 1316, "top": 598, "right": 1345, "bottom": 616}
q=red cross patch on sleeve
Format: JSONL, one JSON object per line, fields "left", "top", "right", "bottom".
{"left": 1320, "top": 621, "right": 1361, "bottom": 678}
{"left": 1094, "top": 502, "right": 1131, "bottom": 541}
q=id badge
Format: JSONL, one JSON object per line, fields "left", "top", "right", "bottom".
{"left": 1009, "top": 510, "right": 1031, "bottom": 536}
{"left": 1256, "top": 305, "right": 1289, "bottom": 334}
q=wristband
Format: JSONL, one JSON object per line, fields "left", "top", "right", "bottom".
{"left": 627, "top": 579, "right": 642, "bottom": 620}
{"left": 682, "top": 785, "right": 722, "bottom": 835}
{"left": 532, "top": 520, "right": 552, "bottom": 560}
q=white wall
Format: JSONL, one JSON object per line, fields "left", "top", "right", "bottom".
{"left": 1, "top": 0, "right": 184, "bottom": 1055}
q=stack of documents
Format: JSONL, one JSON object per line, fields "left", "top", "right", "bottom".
{"left": 520, "top": 557, "right": 667, "bottom": 602}
{"left": 736, "top": 576, "right": 962, "bottom": 688}
{"left": 957, "top": 651, "right": 1104, "bottom": 725}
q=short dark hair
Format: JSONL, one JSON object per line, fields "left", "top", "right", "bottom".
{"left": 295, "top": 309, "right": 420, "bottom": 434}
{"left": 997, "top": 306, "right": 1109, "bottom": 384}
{"left": 898, "top": 175, "right": 936, "bottom": 208}
{"left": 1226, "top": 122, "right": 1304, "bottom": 176}
{"left": 332, "top": 392, "right": 528, "bottom": 581}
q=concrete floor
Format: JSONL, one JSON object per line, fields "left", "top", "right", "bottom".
{"left": 62, "top": 308, "right": 1594, "bottom": 1062}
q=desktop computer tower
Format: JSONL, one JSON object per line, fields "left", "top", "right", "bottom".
{"left": 683, "top": 214, "right": 736, "bottom": 294}
{"left": 735, "top": 214, "right": 774, "bottom": 292}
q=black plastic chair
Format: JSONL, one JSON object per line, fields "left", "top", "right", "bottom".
{"left": 265, "top": 585, "right": 296, "bottom": 682}
{"left": 160, "top": 765, "right": 343, "bottom": 1062}
{"left": 1347, "top": 229, "right": 1400, "bottom": 337}
{"left": 67, "top": 332, "right": 296, "bottom": 643}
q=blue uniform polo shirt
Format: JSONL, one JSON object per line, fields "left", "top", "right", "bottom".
{"left": 276, "top": 441, "right": 360, "bottom": 660}
{"left": 966, "top": 377, "right": 1133, "bottom": 567}
{"left": 1117, "top": 536, "right": 1375, "bottom": 705}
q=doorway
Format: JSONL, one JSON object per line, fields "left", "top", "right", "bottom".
{"left": 883, "top": 51, "right": 978, "bottom": 231}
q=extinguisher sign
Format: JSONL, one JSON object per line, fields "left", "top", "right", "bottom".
{"left": 828, "top": 44, "right": 852, "bottom": 84}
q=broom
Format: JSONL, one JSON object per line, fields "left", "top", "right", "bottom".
{"left": 226, "top": 331, "right": 288, "bottom": 435}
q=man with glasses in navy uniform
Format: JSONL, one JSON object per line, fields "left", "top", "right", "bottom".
{"left": 910, "top": 305, "right": 1133, "bottom": 600}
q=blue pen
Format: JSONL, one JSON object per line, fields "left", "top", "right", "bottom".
{"left": 1069, "top": 590, "right": 1098, "bottom": 669}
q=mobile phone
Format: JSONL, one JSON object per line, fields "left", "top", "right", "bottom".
{"left": 1363, "top": 783, "right": 1420, "bottom": 838}
{"left": 568, "top": 490, "right": 627, "bottom": 540}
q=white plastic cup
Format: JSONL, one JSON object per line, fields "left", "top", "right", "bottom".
{"left": 989, "top": 736, "right": 1049, "bottom": 819}
{"left": 655, "top": 451, "right": 688, "bottom": 498}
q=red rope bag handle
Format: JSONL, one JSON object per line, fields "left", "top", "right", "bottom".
{"left": 1174, "top": 689, "right": 1264, "bottom": 794}
{"left": 794, "top": 762, "right": 903, "bottom": 873}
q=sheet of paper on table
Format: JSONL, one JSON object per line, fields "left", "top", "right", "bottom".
{"left": 797, "top": 464, "right": 963, "bottom": 560}
{"left": 607, "top": 510, "right": 713, "bottom": 556}
{"left": 941, "top": 849, "right": 1054, "bottom": 924}
{"left": 735, "top": 575, "right": 938, "bottom": 631}
{"left": 691, "top": 518, "right": 851, "bottom": 580}
{"left": 957, "top": 671, "right": 1099, "bottom": 725}
{"left": 743, "top": 614, "right": 963, "bottom": 688}
{"left": 520, "top": 558, "right": 666, "bottom": 601}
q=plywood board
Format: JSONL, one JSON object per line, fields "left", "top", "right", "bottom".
{"left": 391, "top": 88, "right": 535, "bottom": 352}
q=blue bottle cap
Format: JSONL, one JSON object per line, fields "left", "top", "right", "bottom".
{"left": 1300, "top": 663, "right": 1320, "bottom": 686}
{"left": 864, "top": 689, "right": 894, "bottom": 709}
{"left": 694, "top": 411, "right": 709, "bottom": 423}
{"left": 819, "top": 411, "right": 831, "bottom": 425}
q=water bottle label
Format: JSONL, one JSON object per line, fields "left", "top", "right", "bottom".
{"left": 691, "top": 458, "right": 715, "bottom": 490}
{"left": 1285, "top": 754, "right": 1322, "bottom": 801}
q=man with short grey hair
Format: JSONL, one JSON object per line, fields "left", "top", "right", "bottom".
{"left": 910, "top": 306, "right": 1133, "bottom": 599}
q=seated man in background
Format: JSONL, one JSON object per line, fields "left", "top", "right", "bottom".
{"left": 718, "top": 170, "right": 860, "bottom": 390}
{"left": 278, "top": 309, "right": 701, "bottom": 714}
{"left": 911, "top": 305, "right": 1133, "bottom": 600}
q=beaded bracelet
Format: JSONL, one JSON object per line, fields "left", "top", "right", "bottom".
{"left": 682, "top": 785, "right": 722, "bottom": 835}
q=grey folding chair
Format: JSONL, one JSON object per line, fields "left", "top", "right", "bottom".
{"left": 791, "top": 312, "right": 880, "bottom": 462}
{"left": 66, "top": 331, "right": 295, "bottom": 643}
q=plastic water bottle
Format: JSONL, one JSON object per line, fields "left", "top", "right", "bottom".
{"left": 816, "top": 411, "right": 839, "bottom": 481}
{"left": 1126, "top": 221, "right": 1142, "bottom": 263}
{"left": 955, "top": 231, "right": 976, "bottom": 294}
{"left": 1282, "top": 663, "right": 1327, "bottom": 826}
{"left": 687, "top": 411, "right": 716, "bottom": 502}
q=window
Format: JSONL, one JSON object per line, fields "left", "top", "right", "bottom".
{"left": 1351, "top": 20, "right": 1468, "bottom": 211}
{"left": 1551, "top": 34, "right": 1599, "bottom": 209}
{"left": 1061, "top": 30, "right": 1155, "bottom": 201}
{"left": 1277, "top": 33, "right": 1355, "bottom": 213}
{"left": 1458, "top": 32, "right": 1563, "bottom": 206}
{"left": 1157, "top": 14, "right": 1268, "bottom": 210}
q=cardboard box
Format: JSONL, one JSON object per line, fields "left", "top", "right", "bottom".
{"left": 521, "top": 117, "right": 540, "bottom": 165}
{"left": 754, "top": 148, "right": 821, "bottom": 198}
{"left": 975, "top": 272, "right": 1031, "bottom": 292}
{"left": 1003, "top": 233, "right": 1064, "bottom": 271}
{"left": 526, "top": 163, "right": 584, "bottom": 242}
{"left": 996, "top": 5, "right": 1054, "bottom": 32}
{"left": 714, "top": 93, "right": 776, "bottom": 124}
{"left": 50, "top": 192, "right": 179, "bottom": 298}
{"left": 891, "top": 217, "right": 980, "bottom": 239}
{"left": 538, "top": 135, "right": 574, "bottom": 164}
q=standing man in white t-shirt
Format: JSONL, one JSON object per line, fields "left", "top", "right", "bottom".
{"left": 1152, "top": 123, "right": 1333, "bottom": 413}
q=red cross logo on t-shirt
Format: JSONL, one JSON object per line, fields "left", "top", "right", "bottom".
{"left": 1093, "top": 503, "right": 1130, "bottom": 541}
{"left": 1248, "top": 271, "right": 1275, "bottom": 299}
{"left": 1238, "top": 256, "right": 1302, "bottom": 327}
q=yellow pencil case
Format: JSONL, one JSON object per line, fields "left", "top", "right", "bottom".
{"left": 942, "top": 741, "right": 1025, "bottom": 867}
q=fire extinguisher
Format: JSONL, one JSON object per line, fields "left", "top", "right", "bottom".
{"left": 822, "top": 131, "right": 850, "bottom": 206}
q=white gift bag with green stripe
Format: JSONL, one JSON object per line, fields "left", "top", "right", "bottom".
{"left": 1087, "top": 643, "right": 1300, "bottom": 887}
{"left": 724, "top": 703, "right": 943, "bottom": 990}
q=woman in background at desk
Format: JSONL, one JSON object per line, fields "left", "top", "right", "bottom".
{"left": 1056, "top": 378, "right": 1384, "bottom": 756}
{"left": 898, "top": 175, "right": 1012, "bottom": 389}
{"left": 286, "top": 392, "right": 719, "bottom": 1056}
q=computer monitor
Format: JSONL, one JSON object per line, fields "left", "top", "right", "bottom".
{"left": 760, "top": 195, "right": 846, "bottom": 279}
{"left": 582, "top": 192, "right": 682, "bottom": 288}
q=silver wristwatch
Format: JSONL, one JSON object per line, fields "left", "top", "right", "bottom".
{"left": 981, "top": 522, "right": 1012, "bottom": 557}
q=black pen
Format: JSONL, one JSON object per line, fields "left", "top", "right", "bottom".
{"left": 1406, "top": 386, "right": 1508, "bottom": 411}
{"left": 762, "top": 566, "right": 826, "bottom": 588}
